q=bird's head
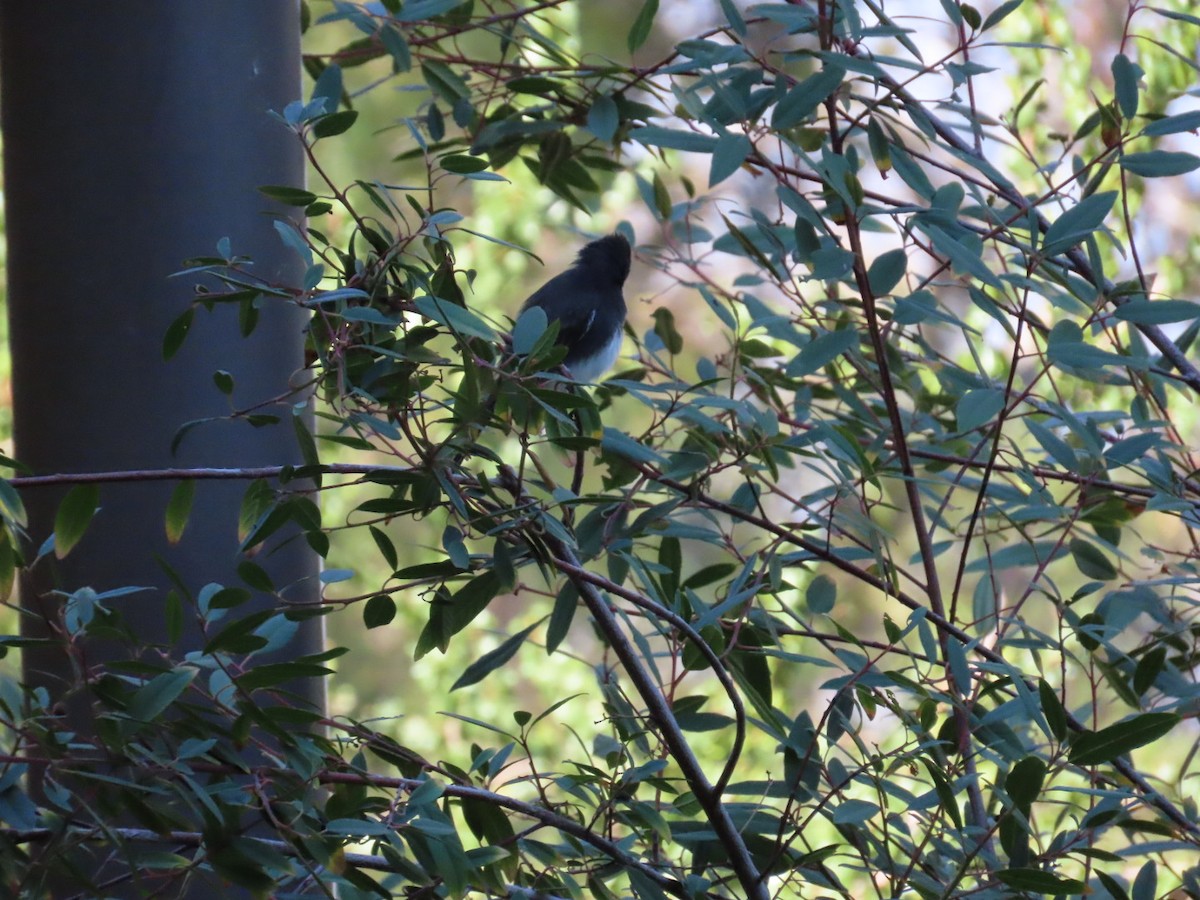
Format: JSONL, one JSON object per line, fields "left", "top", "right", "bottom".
{"left": 577, "top": 233, "right": 632, "bottom": 287}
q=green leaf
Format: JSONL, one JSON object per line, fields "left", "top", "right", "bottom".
{"left": 629, "top": 126, "right": 719, "bottom": 153}
{"left": 866, "top": 248, "right": 907, "bottom": 296}
{"left": 414, "top": 295, "right": 495, "bottom": 340}
{"left": 772, "top": 63, "right": 846, "bottom": 128}
{"left": 258, "top": 185, "right": 319, "bottom": 206}
{"left": 650, "top": 171, "right": 672, "bottom": 219}
{"left": 513, "top": 305, "right": 548, "bottom": 356}
{"left": 587, "top": 95, "right": 619, "bottom": 143}
{"left": 1069, "top": 538, "right": 1118, "bottom": 581}
{"left": 918, "top": 221, "right": 1001, "bottom": 287}
{"left": 440, "top": 154, "right": 489, "bottom": 174}
{"left": 1112, "top": 299, "right": 1200, "bottom": 324}
{"left": 999, "top": 756, "right": 1046, "bottom": 865}
{"left": 1151, "top": 8, "right": 1200, "bottom": 27}
{"left": 311, "top": 109, "right": 359, "bottom": 138}
{"left": 0, "top": 479, "right": 27, "bottom": 529}
{"left": 965, "top": 540, "right": 1064, "bottom": 571}
{"left": 1038, "top": 679, "right": 1068, "bottom": 742}
{"left": 1096, "top": 872, "right": 1131, "bottom": 900}
{"left": 0, "top": 537, "right": 14, "bottom": 601}
{"left": 601, "top": 427, "right": 667, "bottom": 465}
{"left": 1111, "top": 54, "right": 1141, "bottom": 119}
{"left": 292, "top": 410, "right": 320, "bottom": 472}
{"left": 806, "top": 575, "right": 836, "bottom": 613}
{"left": 237, "top": 560, "right": 275, "bottom": 592}
{"left": 1104, "top": 432, "right": 1161, "bottom": 466}
{"left": 363, "top": 594, "right": 397, "bottom": 629}
{"left": 162, "top": 307, "right": 194, "bottom": 361}
{"left": 379, "top": 23, "right": 411, "bottom": 71}
{"left": 546, "top": 581, "right": 578, "bottom": 654}
{"left": 396, "top": 0, "right": 469, "bottom": 21}
{"left": 866, "top": 116, "right": 892, "bottom": 173}
{"left": 1132, "top": 861, "right": 1157, "bottom": 900}
{"left": 369, "top": 525, "right": 399, "bottom": 572}
{"left": 1068, "top": 712, "right": 1180, "bottom": 765}
{"left": 447, "top": 570, "right": 501, "bottom": 636}
{"left": 658, "top": 536, "right": 681, "bottom": 601}
{"left": 164, "top": 480, "right": 196, "bottom": 546}
{"left": 982, "top": 0, "right": 1024, "bottom": 30}
{"left": 127, "top": 667, "right": 198, "bottom": 723}
{"left": 1132, "top": 646, "right": 1166, "bottom": 696}
{"left": 422, "top": 60, "right": 471, "bottom": 104}
{"left": 1142, "top": 110, "right": 1200, "bottom": 136}
{"left": 311, "top": 61, "right": 343, "bottom": 114}
{"left": 1048, "top": 340, "right": 1149, "bottom": 373}
{"left": 338, "top": 306, "right": 397, "bottom": 326}
{"left": 651, "top": 307, "right": 684, "bottom": 354}
{"left": 956, "top": 387, "right": 1004, "bottom": 433}
{"left": 1121, "top": 150, "right": 1200, "bottom": 177}
{"left": 55, "top": 483, "right": 101, "bottom": 559}
{"left": 710, "top": 133, "right": 751, "bottom": 186}
{"left": 786, "top": 328, "right": 858, "bottom": 378}
{"left": 1042, "top": 191, "right": 1116, "bottom": 254}
{"left": 627, "top": 0, "right": 658, "bottom": 52}
{"left": 451, "top": 621, "right": 541, "bottom": 690}
{"left": 832, "top": 798, "right": 878, "bottom": 825}
{"left": 1026, "top": 419, "right": 1077, "bottom": 469}
{"left": 212, "top": 369, "right": 234, "bottom": 396}
{"left": 996, "top": 868, "right": 1087, "bottom": 894}
{"left": 719, "top": 0, "right": 746, "bottom": 34}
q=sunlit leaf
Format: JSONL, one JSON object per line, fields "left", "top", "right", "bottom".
{"left": 164, "top": 480, "right": 195, "bottom": 546}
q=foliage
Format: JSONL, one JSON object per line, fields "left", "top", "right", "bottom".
{"left": 4, "top": 0, "right": 1200, "bottom": 897}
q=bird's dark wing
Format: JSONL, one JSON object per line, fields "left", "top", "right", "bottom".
{"left": 521, "top": 277, "right": 613, "bottom": 365}
{"left": 518, "top": 234, "right": 630, "bottom": 374}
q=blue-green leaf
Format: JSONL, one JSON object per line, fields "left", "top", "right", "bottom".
{"left": 997, "top": 869, "right": 1087, "bottom": 894}
{"left": 587, "top": 95, "right": 619, "bottom": 143}
{"left": 866, "top": 248, "right": 907, "bottom": 296}
{"left": 1121, "top": 150, "right": 1200, "bottom": 177}
{"left": 127, "top": 667, "right": 198, "bottom": 723}
{"left": 1069, "top": 538, "right": 1117, "bottom": 581}
{"left": 710, "top": 133, "right": 751, "bottom": 186}
{"left": 1112, "top": 299, "right": 1200, "bottom": 324}
{"left": 602, "top": 427, "right": 668, "bottom": 465}
{"left": 1143, "top": 110, "right": 1200, "bottom": 136}
{"left": 451, "top": 621, "right": 541, "bottom": 690}
{"left": 982, "top": 0, "right": 1024, "bottom": 30}
{"left": 787, "top": 329, "right": 858, "bottom": 378}
{"left": 629, "top": 126, "right": 719, "bottom": 153}
{"left": 1026, "top": 419, "right": 1078, "bottom": 470}
{"left": 956, "top": 388, "right": 1004, "bottom": 432}
{"left": 1068, "top": 712, "right": 1180, "bottom": 765}
{"left": 772, "top": 63, "right": 846, "bottom": 128}
{"left": 513, "top": 305, "right": 554, "bottom": 359}
{"left": 398, "top": 0, "right": 470, "bottom": 22}
{"left": 1111, "top": 54, "right": 1141, "bottom": 120}
{"left": 1042, "top": 191, "right": 1116, "bottom": 254}
{"left": 1048, "top": 340, "right": 1149, "bottom": 372}
{"left": 414, "top": 296, "right": 495, "bottom": 340}
{"left": 807, "top": 575, "right": 836, "bottom": 613}
{"left": 720, "top": 0, "right": 746, "bottom": 35}
{"left": 311, "top": 63, "right": 342, "bottom": 115}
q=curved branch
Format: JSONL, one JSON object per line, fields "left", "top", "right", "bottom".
{"left": 494, "top": 465, "right": 767, "bottom": 900}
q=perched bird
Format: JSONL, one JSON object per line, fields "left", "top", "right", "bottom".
{"left": 518, "top": 233, "right": 631, "bottom": 383}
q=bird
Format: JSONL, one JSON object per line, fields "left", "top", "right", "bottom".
{"left": 518, "top": 233, "right": 631, "bottom": 383}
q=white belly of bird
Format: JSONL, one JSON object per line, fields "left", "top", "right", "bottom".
{"left": 570, "top": 326, "right": 623, "bottom": 383}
